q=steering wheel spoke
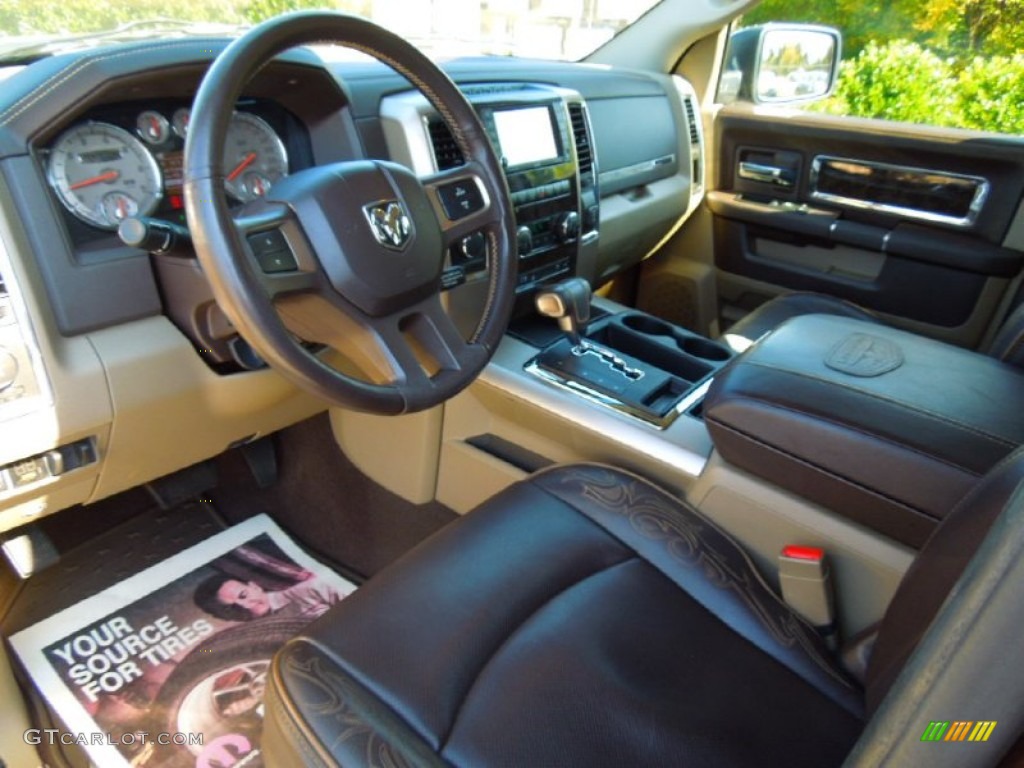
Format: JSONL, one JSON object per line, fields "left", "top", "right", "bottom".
{"left": 233, "top": 206, "right": 320, "bottom": 299}
{"left": 369, "top": 295, "right": 486, "bottom": 384}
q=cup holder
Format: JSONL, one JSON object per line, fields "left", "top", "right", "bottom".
{"left": 621, "top": 314, "right": 675, "bottom": 337}
{"left": 620, "top": 313, "right": 731, "bottom": 362}
{"left": 679, "top": 336, "right": 732, "bottom": 362}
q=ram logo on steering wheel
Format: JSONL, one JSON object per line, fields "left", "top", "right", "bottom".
{"left": 363, "top": 200, "right": 413, "bottom": 250}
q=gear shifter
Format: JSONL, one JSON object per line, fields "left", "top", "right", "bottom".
{"left": 535, "top": 277, "right": 592, "bottom": 347}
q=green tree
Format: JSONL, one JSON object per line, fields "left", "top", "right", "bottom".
{"left": 0, "top": 0, "right": 242, "bottom": 35}
{"left": 817, "top": 41, "right": 956, "bottom": 127}
{"left": 741, "top": 0, "right": 920, "bottom": 58}
{"left": 916, "top": 0, "right": 1024, "bottom": 56}
{"left": 954, "top": 54, "right": 1024, "bottom": 133}
{"left": 241, "top": 0, "right": 350, "bottom": 25}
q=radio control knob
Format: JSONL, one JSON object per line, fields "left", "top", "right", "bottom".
{"left": 0, "top": 347, "right": 17, "bottom": 391}
{"left": 516, "top": 225, "right": 533, "bottom": 256}
{"left": 554, "top": 211, "right": 580, "bottom": 243}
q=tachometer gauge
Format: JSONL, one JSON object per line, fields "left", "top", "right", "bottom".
{"left": 223, "top": 112, "right": 288, "bottom": 202}
{"left": 47, "top": 122, "right": 163, "bottom": 230}
{"left": 136, "top": 110, "right": 170, "bottom": 145}
{"left": 172, "top": 107, "right": 191, "bottom": 139}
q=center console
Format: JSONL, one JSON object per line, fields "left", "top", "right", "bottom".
{"left": 512, "top": 278, "right": 733, "bottom": 429}
{"left": 703, "top": 314, "right": 1024, "bottom": 548}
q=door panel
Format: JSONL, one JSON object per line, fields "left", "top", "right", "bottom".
{"left": 710, "top": 105, "right": 1024, "bottom": 346}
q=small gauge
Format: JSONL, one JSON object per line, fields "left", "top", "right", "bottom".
{"left": 244, "top": 171, "right": 272, "bottom": 199}
{"left": 136, "top": 110, "right": 170, "bottom": 145}
{"left": 172, "top": 107, "right": 191, "bottom": 139}
{"left": 101, "top": 191, "right": 140, "bottom": 223}
{"left": 223, "top": 112, "right": 288, "bottom": 202}
{"left": 47, "top": 122, "right": 163, "bottom": 229}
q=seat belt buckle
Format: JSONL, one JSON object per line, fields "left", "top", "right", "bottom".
{"left": 778, "top": 545, "right": 837, "bottom": 650}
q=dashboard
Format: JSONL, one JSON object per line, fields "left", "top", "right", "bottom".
{"left": 0, "top": 38, "right": 704, "bottom": 529}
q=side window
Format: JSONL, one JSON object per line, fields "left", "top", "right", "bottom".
{"left": 734, "top": 1, "right": 1024, "bottom": 137}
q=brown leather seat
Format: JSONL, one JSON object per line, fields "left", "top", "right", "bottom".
{"left": 725, "top": 291, "right": 1024, "bottom": 368}
{"left": 261, "top": 456, "right": 1024, "bottom": 766}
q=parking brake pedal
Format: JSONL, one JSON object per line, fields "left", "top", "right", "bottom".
{"left": 144, "top": 460, "right": 218, "bottom": 510}
{"left": 238, "top": 435, "right": 278, "bottom": 490}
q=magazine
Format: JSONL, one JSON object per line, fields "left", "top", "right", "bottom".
{"left": 10, "top": 514, "right": 357, "bottom": 768}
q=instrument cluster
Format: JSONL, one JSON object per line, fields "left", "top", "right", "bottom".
{"left": 43, "top": 101, "right": 291, "bottom": 231}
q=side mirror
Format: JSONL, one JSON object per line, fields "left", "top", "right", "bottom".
{"left": 719, "top": 23, "right": 842, "bottom": 106}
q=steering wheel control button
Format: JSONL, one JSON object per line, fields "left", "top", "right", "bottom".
{"left": 438, "top": 179, "right": 485, "bottom": 220}
{"left": 247, "top": 230, "right": 297, "bottom": 274}
{"left": 441, "top": 266, "right": 466, "bottom": 290}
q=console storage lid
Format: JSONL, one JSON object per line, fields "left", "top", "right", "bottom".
{"left": 704, "top": 314, "right": 1024, "bottom": 548}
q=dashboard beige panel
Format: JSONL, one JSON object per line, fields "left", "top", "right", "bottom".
{"left": 330, "top": 407, "right": 443, "bottom": 505}
{"left": 0, "top": 184, "right": 112, "bottom": 529}
{"left": 86, "top": 317, "right": 326, "bottom": 503}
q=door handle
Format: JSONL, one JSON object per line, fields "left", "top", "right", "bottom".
{"left": 738, "top": 161, "right": 796, "bottom": 189}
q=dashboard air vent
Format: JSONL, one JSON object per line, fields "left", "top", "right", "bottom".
{"left": 568, "top": 103, "right": 593, "bottom": 177}
{"left": 428, "top": 119, "right": 464, "bottom": 171}
{"left": 682, "top": 95, "right": 701, "bottom": 146}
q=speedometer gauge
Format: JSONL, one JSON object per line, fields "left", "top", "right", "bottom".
{"left": 223, "top": 112, "right": 288, "bottom": 202}
{"left": 47, "top": 122, "right": 163, "bottom": 229}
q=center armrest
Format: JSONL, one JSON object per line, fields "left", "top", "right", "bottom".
{"left": 704, "top": 314, "right": 1024, "bottom": 547}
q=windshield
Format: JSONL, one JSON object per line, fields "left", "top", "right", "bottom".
{"left": 0, "top": 0, "right": 663, "bottom": 62}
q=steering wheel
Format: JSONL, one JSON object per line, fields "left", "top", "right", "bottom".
{"left": 184, "top": 11, "right": 516, "bottom": 414}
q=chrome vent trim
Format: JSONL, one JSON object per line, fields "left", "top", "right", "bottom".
{"left": 567, "top": 102, "right": 594, "bottom": 178}
{"left": 682, "top": 95, "right": 700, "bottom": 146}
{"left": 676, "top": 83, "right": 704, "bottom": 195}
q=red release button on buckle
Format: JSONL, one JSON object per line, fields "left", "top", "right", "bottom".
{"left": 782, "top": 545, "right": 825, "bottom": 562}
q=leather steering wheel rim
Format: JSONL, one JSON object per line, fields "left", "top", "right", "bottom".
{"left": 184, "top": 11, "right": 516, "bottom": 414}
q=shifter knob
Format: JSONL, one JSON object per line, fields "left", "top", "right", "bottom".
{"left": 535, "top": 277, "right": 592, "bottom": 346}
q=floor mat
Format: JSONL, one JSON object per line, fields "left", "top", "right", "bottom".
{"left": 7, "top": 511, "right": 356, "bottom": 768}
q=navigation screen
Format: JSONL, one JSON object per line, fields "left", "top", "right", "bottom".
{"left": 492, "top": 106, "right": 559, "bottom": 168}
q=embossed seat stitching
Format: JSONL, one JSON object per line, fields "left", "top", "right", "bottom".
{"left": 741, "top": 359, "right": 1020, "bottom": 448}
{"left": 266, "top": 658, "right": 334, "bottom": 768}
{"left": 531, "top": 472, "right": 861, "bottom": 702}
{"left": 532, "top": 464, "right": 834, "bottom": 635}
{"left": 283, "top": 636, "right": 446, "bottom": 763}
